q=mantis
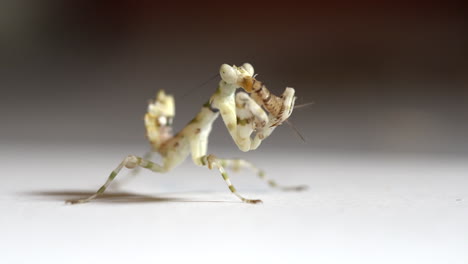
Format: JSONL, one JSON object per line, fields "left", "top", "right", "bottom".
{"left": 67, "top": 63, "right": 305, "bottom": 204}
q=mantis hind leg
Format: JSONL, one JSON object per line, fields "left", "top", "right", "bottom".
{"left": 130, "top": 151, "right": 154, "bottom": 176}
{"left": 108, "top": 151, "right": 155, "bottom": 190}
{"left": 66, "top": 155, "right": 166, "bottom": 204}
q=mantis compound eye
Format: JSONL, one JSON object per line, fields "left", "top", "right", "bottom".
{"left": 241, "top": 63, "right": 254, "bottom": 76}
{"left": 219, "top": 64, "right": 237, "bottom": 84}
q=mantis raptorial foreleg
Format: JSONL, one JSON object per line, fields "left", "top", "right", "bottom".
{"left": 215, "top": 64, "right": 296, "bottom": 151}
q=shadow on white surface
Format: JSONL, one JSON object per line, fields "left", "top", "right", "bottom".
{"left": 23, "top": 190, "right": 240, "bottom": 204}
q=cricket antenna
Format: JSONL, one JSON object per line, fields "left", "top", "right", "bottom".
{"left": 294, "top": 101, "right": 315, "bottom": 109}
{"left": 181, "top": 73, "right": 220, "bottom": 98}
{"left": 285, "top": 119, "right": 306, "bottom": 142}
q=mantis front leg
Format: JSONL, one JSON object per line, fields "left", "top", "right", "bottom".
{"left": 214, "top": 63, "right": 297, "bottom": 152}
{"left": 216, "top": 104, "right": 252, "bottom": 152}
{"left": 218, "top": 90, "right": 278, "bottom": 151}
{"left": 212, "top": 64, "right": 261, "bottom": 152}
{"left": 210, "top": 85, "right": 270, "bottom": 152}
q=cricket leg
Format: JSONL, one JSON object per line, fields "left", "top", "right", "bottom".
{"left": 190, "top": 135, "right": 262, "bottom": 204}
{"left": 66, "top": 155, "right": 166, "bottom": 204}
{"left": 219, "top": 158, "right": 308, "bottom": 191}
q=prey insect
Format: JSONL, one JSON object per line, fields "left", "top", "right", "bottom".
{"left": 67, "top": 63, "right": 306, "bottom": 204}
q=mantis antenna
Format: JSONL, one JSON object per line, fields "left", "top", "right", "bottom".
{"left": 284, "top": 101, "right": 314, "bottom": 142}
{"left": 285, "top": 119, "right": 306, "bottom": 142}
{"left": 181, "top": 73, "right": 220, "bottom": 98}
{"left": 294, "top": 101, "right": 315, "bottom": 109}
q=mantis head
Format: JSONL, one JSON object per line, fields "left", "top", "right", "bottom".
{"left": 219, "top": 63, "right": 255, "bottom": 86}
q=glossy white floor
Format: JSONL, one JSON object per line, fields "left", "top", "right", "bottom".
{"left": 1, "top": 143, "right": 467, "bottom": 264}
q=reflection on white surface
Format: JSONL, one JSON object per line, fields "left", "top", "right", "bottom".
{"left": 1, "top": 144, "right": 467, "bottom": 264}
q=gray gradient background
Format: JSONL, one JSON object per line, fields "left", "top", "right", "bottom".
{"left": 1, "top": 1, "right": 467, "bottom": 153}
{"left": 1, "top": 1, "right": 468, "bottom": 264}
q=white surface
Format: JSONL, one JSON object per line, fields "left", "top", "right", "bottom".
{"left": 1, "top": 144, "right": 467, "bottom": 264}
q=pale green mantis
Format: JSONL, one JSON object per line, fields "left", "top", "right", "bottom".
{"left": 67, "top": 63, "right": 305, "bottom": 204}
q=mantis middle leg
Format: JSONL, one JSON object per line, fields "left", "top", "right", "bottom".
{"left": 190, "top": 134, "right": 262, "bottom": 204}
{"left": 219, "top": 158, "right": 308, "bottom": 191}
